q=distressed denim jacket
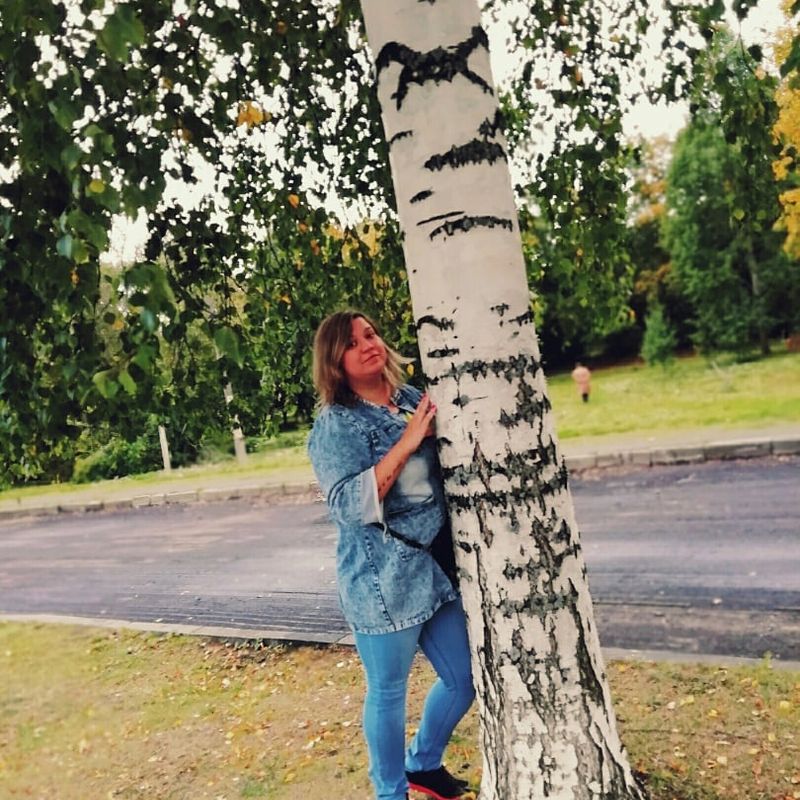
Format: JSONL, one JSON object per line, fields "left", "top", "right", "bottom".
{"left": 308, "top": 383, "right": 458, "bottom": 634}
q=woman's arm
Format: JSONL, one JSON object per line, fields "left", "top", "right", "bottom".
{"left": 374, "top": 393, "right": 437, "bottom": 501}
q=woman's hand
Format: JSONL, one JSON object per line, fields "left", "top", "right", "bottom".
{"left": 400, "top": 393, "right": 437, "bottom": 456}
{"left": 375, "top": 393, "right": 437, "bottom": 501}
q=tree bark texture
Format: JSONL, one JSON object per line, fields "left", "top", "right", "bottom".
{"left": 357, "top": 2, "right": 646, "bottom": 799}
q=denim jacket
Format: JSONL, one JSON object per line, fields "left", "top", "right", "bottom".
{"left": 308, "top": 383, "right": 458, "bottom": 634}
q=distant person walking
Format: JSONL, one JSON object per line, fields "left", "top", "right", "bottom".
{"left": 571, "top": 362, "right": 592, "bottom": 403}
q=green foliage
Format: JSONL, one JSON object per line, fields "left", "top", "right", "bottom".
{"left": 663, "top": 31, "right": 795, "bottom": 355}
{"left": 72, "top": 434, "right": 161, "bottom": 483}
{"left": 641, "top": 304, "right": 678, "bottom": 366}
{"left": 664, "top": 122, "right": 755, "bottom": 352}
{"left": 493, "top": 1, "right": 648, "bottom": 363}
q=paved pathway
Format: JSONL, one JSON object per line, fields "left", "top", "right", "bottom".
{"left": 2, "top": 457, "right": 799, "bottom": 667}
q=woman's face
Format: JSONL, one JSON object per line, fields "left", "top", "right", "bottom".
{"left": 341, "top": 316, "right": 388, "bottom": 386}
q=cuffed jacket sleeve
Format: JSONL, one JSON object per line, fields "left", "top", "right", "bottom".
{"left": 308, "top": 407, "right": 383, "bottom": 528}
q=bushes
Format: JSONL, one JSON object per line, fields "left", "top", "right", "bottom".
{"left": 641, "top": 304, "right": 678, "bottom": 366}
{"left": 72, "top": 434, "right": 162, "bottom": 483}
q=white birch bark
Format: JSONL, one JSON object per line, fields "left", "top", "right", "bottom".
{"left": 357, "top": 2, "right": 647, "bottom": 799}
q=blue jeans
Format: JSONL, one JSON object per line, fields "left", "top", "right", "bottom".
{"left": 353, "top": 599, "right": 475, "bottom": 800}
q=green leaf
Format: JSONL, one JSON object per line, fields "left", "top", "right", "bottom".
{"left": 213, "top": 326, "right": 243, "bottom": 367}
{"left": 92, "top": 369, "right": 118, "bottom": 399}
{"left": 132, "top": 343, "right": 156, "bottom": 369}
{"left": 72, "top": 239, "right": 89, "bottom": 263}
{"left": 118, "top": 368, "right": 136, "bottom": 395}
{"left": 57, "top": 234, "right": 73, "bottom": 259}
{"left": 47, "top": 98, "right": 79, "bottom": 130}
{"left": 140, "top": 307, "right": 157, "bottom": 332}
{"left": 60, "top": 144, "right": 82, "bottom": 170}
{"left": 97, "top": 4, "right": 145, "bottom": 62}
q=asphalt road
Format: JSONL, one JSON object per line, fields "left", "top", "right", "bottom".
{"left": 1, "top": 457, "right": 798, "bottom": 660}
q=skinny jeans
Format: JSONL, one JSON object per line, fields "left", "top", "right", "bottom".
{"left": 353, "top": 598, "right": 475, "bottom": 800}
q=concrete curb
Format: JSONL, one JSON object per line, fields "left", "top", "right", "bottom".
{"left": 562, "top": 436, "right": 800, "bottom": 472}
{"left": 3, "top": 612, "right": 799, "bottom": 671}
{"left": 0, "top": 438, "right": 798, "bottom": 523}
{"left": 0, "top": 481, "right": 322, "bottom": 522}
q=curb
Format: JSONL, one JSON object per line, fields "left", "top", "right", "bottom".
{"left": 3, "top": 613, "right": 799, "bottom": 671}
{"left": 1, "top": 437, "right": 798, "bottom": 523}
{"left": 0, "top": 482, "right": 322, "bottom": 523}
{"left": 564, "top": 436, "right": 800, "bottom": 472}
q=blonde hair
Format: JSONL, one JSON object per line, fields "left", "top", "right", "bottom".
{"left": 312, "top": 310, "right": 407, "bottom": 406}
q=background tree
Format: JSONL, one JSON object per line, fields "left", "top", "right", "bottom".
{"left": 641, "top": 303, "right": 678, "bottom": 366}
{"left": 773, "top": 0, "right": 800, "bottom": 270}
{"left": 627, "top": 136, "right": 694, "bottom": 356}
{"left": 663, "top": 29, "right": 795, "bottom": 354}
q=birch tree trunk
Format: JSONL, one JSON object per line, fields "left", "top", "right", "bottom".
{"left": 357, "top": 2, "right": 646, "bottom": 798}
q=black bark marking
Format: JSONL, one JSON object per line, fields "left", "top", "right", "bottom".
{"left": 445, "top": 480, "right": 562, "bottom": 518}
{"left": 416, "top": 210, "right": 464, "bottom": 227}
{"left": 429, "top": 214, "right": 513, "bottom": 241}
{"left": 478, "top": 109, "right": 505, "bottom": 139}
{"left": 499, "top": 376, "right": 554, "bottom": 429}
{"left": 507, "top": 628, "right": 560, "bottom": 794}
{"left": 568, "top": 579, "right": 606, "bottom": 710}
{"left": 424, "top": 139, "right": 507, "bottom": 172}
{"left": 416, "top": 314, "right": 454, "bottom": 332}
{"left": 498, "top": 585, "right": 574, "bottom": 619}
{"left": 428, "top": 352, "right": 542, "bottom": 386}
{"left": 490, "top": 302, "right": 510, "bottom": 316}
{"left": 443, "top": 441, "right": 564, "bottom": 518}
{"left": 452, "top": 394, "right": 471, "bottom": 407}
{"left": 427, "top": 346, "right": 460, "bottom": 358}
{"left": 472, "top": 543, "right": 505, "bottom": 791}
{"left": 375, "top": 26, "right": 493, "bottom": 111}
{"left": 510, "top": 309, "right": 534, "bottom": 326}
{"left": 468, "top": 446, "right": 496, "bottom": 547}
{"left": 410, "top": 189, "right": 433, "bottom": 204}
{"left": 388, "top": 129, "right": 412, "bottom": 146}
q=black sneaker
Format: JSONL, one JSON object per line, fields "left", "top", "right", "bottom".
{"left": 406, "top": 766, "right": 469, "bottom": 799}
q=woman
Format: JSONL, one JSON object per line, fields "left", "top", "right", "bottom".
{"left": 308, "top": 310, "right": 475, "bottom": 800}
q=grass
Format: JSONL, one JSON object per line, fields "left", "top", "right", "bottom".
{"left": 547, "top": 349, "right": 800, "bottom": 439}
{"left": 1, "top": 350, "right": 798, "bottom": 509}
{"left": 1, "top": 623, "right": 798, "bottom": 800}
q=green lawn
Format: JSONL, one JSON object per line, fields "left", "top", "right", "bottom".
{"left": 1, "top": 350, "right": 798, "bottom": 508}
{"left": 548, "top": 350, "right": 800, "bottom": 439}
{"left": 1, "top": 623, "right": 798, "bottom": 800}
